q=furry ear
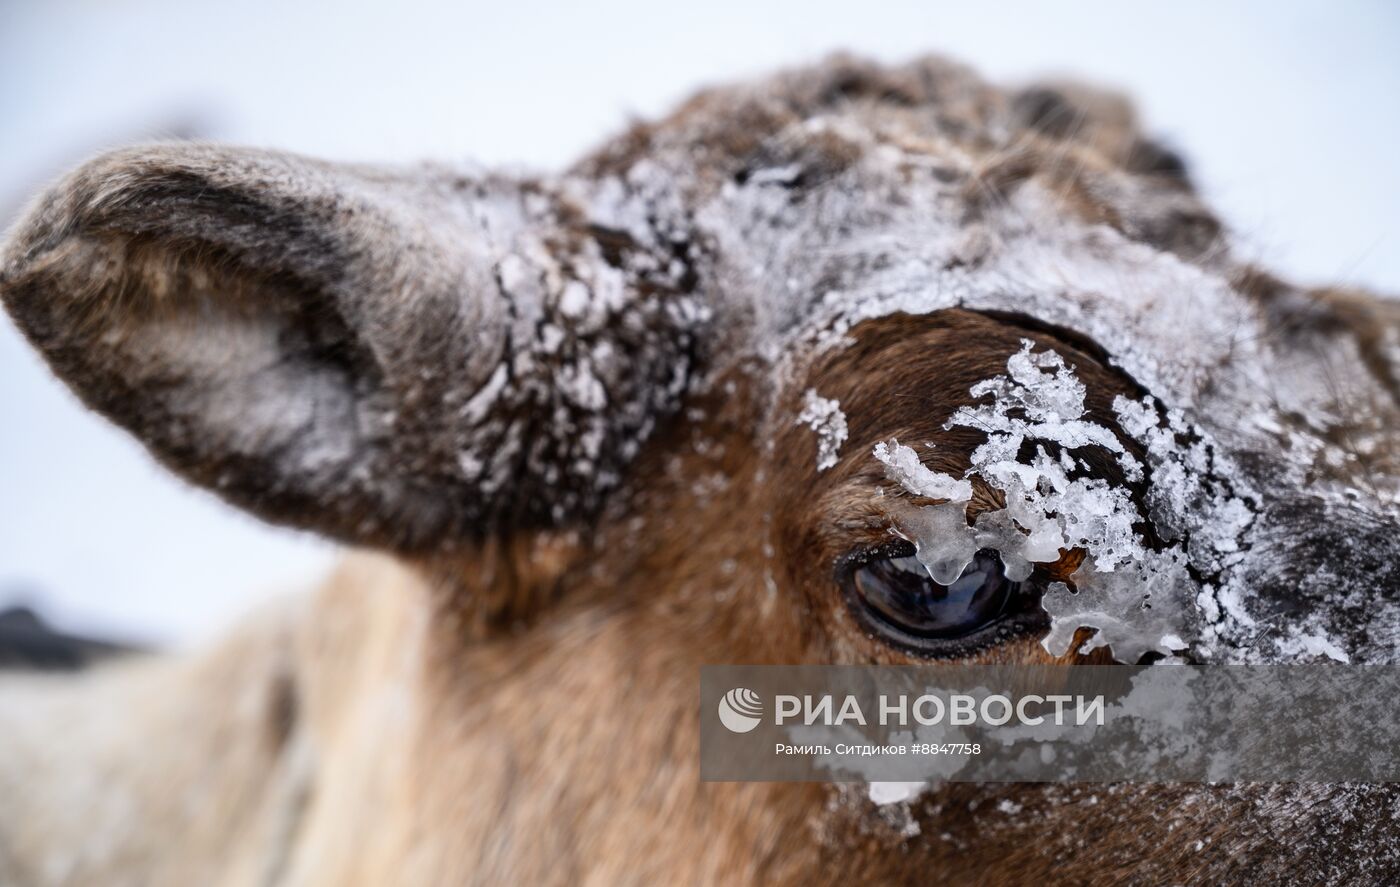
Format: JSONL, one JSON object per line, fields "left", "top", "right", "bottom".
{"left": 1, "top": 145, "right": 699, "bottom": 551}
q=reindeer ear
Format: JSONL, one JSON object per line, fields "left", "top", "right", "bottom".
{"left": 0, "top": 145, "right": 697, "bottom": 551}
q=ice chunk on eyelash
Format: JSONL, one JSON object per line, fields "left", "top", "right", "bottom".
{"left": 899, "top": 500, "right": 979, "bottom": 585}
{"left": 972, "top": 510, "right": 1041, "bottom": 582}
{"left": 796, "top": 389, "right": 849, "bottom": 471}
{"left": 897, "top": 496, "right": 1063, "bottom": 587}
{"left": 873, "top": 439, "right": 973, "bottom": 503}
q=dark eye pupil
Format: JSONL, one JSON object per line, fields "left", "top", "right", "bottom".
{"left": 853, "top": 548, "right": 1017, "bottom": 638}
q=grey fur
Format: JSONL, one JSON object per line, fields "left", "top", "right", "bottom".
{"left": 1, "top": 146, "right": 699, "bottom": 550}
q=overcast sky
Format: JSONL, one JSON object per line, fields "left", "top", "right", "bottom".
{"left": 2, "top": 0, "right": 1397, "bottom": 645}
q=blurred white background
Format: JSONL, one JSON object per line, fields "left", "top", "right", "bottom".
{"left": 2, "top": 0, "right": 1397, "bottom": 645}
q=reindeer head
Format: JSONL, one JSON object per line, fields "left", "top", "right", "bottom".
{"left": 3, "top": 55, "right": 1398, "bottom": 883}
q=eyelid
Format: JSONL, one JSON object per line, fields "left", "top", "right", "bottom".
{"left": 833, "top": 537, "right": 916, "bottom": 577}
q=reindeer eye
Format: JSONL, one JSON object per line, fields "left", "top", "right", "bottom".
{"left": 839, "top": 543, "right": 1048, "bottom": 656}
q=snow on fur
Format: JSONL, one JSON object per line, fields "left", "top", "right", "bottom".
{"left": 797, "top": 389, "right": 849, "bottom": 471}
{"left": 872, "top": 342, "right": 1255, "bottom": 662}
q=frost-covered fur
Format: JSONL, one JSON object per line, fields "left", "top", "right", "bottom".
{"left": 1, "top": 149, "right": 699, "bottom": 549}
{"left": 2, "top": 55, "right": 1399, "bottom": 885}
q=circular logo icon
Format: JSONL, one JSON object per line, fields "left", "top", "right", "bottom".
{"left": 718, "top": 687, "right": 764, "bottom": 733}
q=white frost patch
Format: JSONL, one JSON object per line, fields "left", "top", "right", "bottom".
{"left": 873, "top": 439, "right": 973, "bottom": 502}
{"left": 796, "top": 388, "right": 848, "bottom": 471}
{"left": 868, "top": 781, "right": 927, "bottom": 806}
{"left": 878, "top": 342, "right": 1256, "bottom": 663}
{"left": 1275, "top": 628, "right": 1352, "bottom": 663}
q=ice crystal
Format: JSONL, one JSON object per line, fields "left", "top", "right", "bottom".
{"left": 797, "top": 389, "right": 849, "bottom": 471}
{"left": 873, "top": 440, "right": 973, "bottom": 503}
